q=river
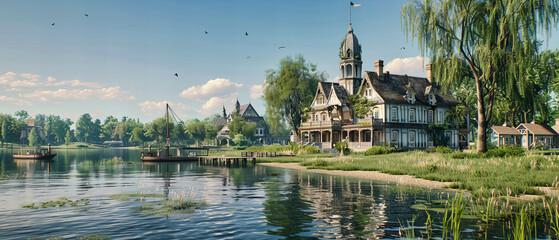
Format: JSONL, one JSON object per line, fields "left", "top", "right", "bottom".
{"left": 0, "top": 148, "right": 539, "bottom": 239}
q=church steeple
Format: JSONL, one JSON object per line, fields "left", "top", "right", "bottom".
{"left": 235, "top": 99, "right": 240, "bottom": 114}
{"left": 338, "top": 24, "right": 363, "bottom": 95}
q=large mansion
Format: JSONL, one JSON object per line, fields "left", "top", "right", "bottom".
{"left": 297, "top": 24, "right": 470, "bottom": 151}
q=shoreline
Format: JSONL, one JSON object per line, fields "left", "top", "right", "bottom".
{"left": 258, "top": 162, "right": 452, "bottom": 190}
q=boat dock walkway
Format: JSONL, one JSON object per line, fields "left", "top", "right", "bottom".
{"left": 198, "top": 156, "right": 256, "bottom": 165}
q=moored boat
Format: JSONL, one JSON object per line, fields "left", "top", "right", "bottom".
{"left": 141, "top": 104, "right": 209, "bottom": 162}
{"left": 13, "top": 144, "right": 56, "bottom": 160}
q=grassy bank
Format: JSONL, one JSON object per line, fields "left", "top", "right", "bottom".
{"left": 276, "top": 151, "right": 559, "bottom": 199}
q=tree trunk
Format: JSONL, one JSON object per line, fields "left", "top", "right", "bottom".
{"left": 476, "top": 79, "right": 487, "bottom": 153}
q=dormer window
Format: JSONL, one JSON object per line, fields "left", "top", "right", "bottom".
{"left": 407, "top": 91, "right": 415, "bottom": 104}
{"left": 317, "top": 95, "right": 324, "bottom": 105}
{"left": 428, "top": 93, "right": 436, "bottom": 105}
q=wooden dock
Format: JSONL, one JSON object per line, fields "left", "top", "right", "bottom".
{"left": 198, "top": 156, "right": 256, "bottom": 166}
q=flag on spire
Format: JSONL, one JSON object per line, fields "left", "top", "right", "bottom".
{"left": 350, "top": 2, "right": 361, "bottom": 7}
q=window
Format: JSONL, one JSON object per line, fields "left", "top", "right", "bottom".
{"left": 313, "top": 114, "right": 318, "bottom": 122}
{"left": 391, "top": 130, "right": 399, "bottom": 142}
{"left": 407, "top": 91, "right": 414, "bottom": 104}
{"left": 409, "top": 130, "right": 416, "bottom": 147}
{"left": 428, "top": 110, "right": 434, "bottom": 123}
{"left": 321, "top": 113, "right": 327, "bottom": 121}
{"left": 346, "top": 64, "right": 352, "bottom": 77}
{"left": 445, "top": 131, "right": 452, "bottom": 146}
{"left": 373, "top": 108, "right": 379, "bottom": 119}
{"left": 409, "top": 108, "right": 416, "bottom": 122}
{"left": 391, "top": 107, "right": 398, "bottom": 121}
{"left": 317, "top": 95, "right": 324, "bottom": 104}
{"left": 429, "top": 93, "right": 435, "bottom": 105}
{"left": 438, "top": 111, "right": 443, "bottom": 123}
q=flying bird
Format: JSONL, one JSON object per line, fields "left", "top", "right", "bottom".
{"left": 400, "top": 47, "right": 405, "bottom": 50}
{"left": 278, "top": 46, "right": 286, "bottom": 49}
{"left": 174, "top": 73, "right": 179, "bottom": 77}
{"left": 246, "top": 56, "right": 251, "bottom": 58}
{"left": 51, "top": 23, "right": 55, "bottom": 26}
{"left": 84, "top": 13, "right": 88, "bottom": 17}
{"left": 245, "top": 32, "right": 248, "bottom": 36}
{"left": 205, "top": 31, "right": 208, "bottom": 34}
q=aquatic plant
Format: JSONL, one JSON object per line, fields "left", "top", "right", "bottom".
{"left": 107, "top": 193, "right": 165, "bottom": 201}
{"left": 21, "top": 197, "right": 90, "bottom": 209}
{"left": 109, "top": 190, "right": 206, "bottom": 217}
{"left": 77, "top": 235, "right": 110, "bottom": 240}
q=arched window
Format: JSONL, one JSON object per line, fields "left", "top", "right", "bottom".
{"left": 340, "top": 65, "right": 345, "bottom": 78}
{"left": 409, "top": 108, "right": 416, "bottom": 122}
{"left": 346, "top": 64, "right": 352, "bottom": 77}
{"left": 355, "top": 65, "right": 359, "bottom": 78}
{"left": 391, "top": 107, "right": 398, "bottom": 121}
{"left": 321, "top": 112, "right": 327, "bottom": 121}
{"left": 347, "top": 49, "right": 351, "bottom": 58}
{"left": 409, "top": 130, "right": 416, "bottom": 147}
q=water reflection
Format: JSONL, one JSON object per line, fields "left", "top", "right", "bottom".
{"left": 0, "top": 149, "right": 480, "bottom": 239}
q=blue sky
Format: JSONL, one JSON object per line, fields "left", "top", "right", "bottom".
{"left": 1, "top": 0, "right": 558, "bottom": 123}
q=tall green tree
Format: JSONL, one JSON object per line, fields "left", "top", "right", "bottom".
{"left": 15, "top": 110, "right": 29, "bottom": 121}
{"left": 76, "top": 113, "right": 93, "bottom": 143}
{"left": 28, "top": 128, "right": 39, "bottom": 147}
{"left": 186, "top": 121, "right": 206, "bottom": 146}
{"left": 402, "top": 0, "right": 559, "bottom": 153}
{"left": 1, "top": 120, "right": 7, "bottom": 147}
{"left": 65, "top": 130, "right": 72, "bottom": 146}
{"left": 263, "top": 55, "right": 326, "bottom": 137}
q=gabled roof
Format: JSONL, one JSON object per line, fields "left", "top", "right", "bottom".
{"left": 238, "top": 103, "right": 260, "bottom": 118}
{"left": 330, "top": 84, "right": 349, "bottom": 105}
{"left": 518, "top": 123, "right": 559, "bottom": 136}
{"left": 491, "top": 126, "right": 522, "bottom": 135}
{"left": 360, "top": 71, "right": 458, "bottom": 107}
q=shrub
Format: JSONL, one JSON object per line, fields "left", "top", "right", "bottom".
{"left": 288, "top": 141, "right": 300, "bottom": 155}
{"left": 300, "top": 145, "right": 320, "bottom": 154}
{"left": 300, "top": 159, "right": 329, "bottom": 167}
{"left": 364, "top": 146, "right": 388, "bottom": 156}
{"left": 425, "top": 146, "right": 437, "bottom": 153}
{"left": 484, "top": 145, "right": 525, "bottom": 158}
{"left": 451, "top": 152, "right": 482, "bottom": 159}
{"left": 436, "top": 146, "right": 453, "bottom": 154}
{"left": 245, "top": 145, "right": 290, "bottom": 153}
{"left": 535, "top": 142, "right": 550, "bottom": 151}
{"left": 335, "top": 141, "right": 350, "bottom": 155}
{"left": 76, "top": 144, "right": 89, "bottom": 148}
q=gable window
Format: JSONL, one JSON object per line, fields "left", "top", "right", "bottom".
{"left": 409, "top": 108, "right": 416, "bottom": 122}
{"left": 428, "top": 110, "right": 434, "bottom": 123}
{"left": 407, "top": 91, "right": 414, "bottom": 104}
{"left": 428, "top": 93, "right": 435, "bottom": 105}
{"left": 317, "top": 95, "right": 324, "bottom": 104}
{"left": 391, "top": 130, "right": 399, "bottom": 142}
{"left": 391, "top": 107, "right": 398, "bottom": 121}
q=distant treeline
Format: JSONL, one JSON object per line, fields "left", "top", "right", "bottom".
{"left": 0, "top": 111, "right": 230, "bottom": 147}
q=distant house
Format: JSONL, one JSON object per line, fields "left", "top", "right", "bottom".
{"left": 216, "top": 100, "right": 289, "bottom": 146}
{"left": 490, "top": 121, "right": 559, "bottom": 149}
{"left": 490, "top": 124, "right": 522, "bottom": 147}
{"left": 103, "top": 140, "right": 124, "bottom": 147}
{"left": 20, "top": 119, "right": 46, "bottom": 144}
{"left": 517, "top": 122, "right": 558, "bottom": 149}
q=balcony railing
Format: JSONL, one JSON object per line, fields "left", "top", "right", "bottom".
{"left": 300, "top": 120, "right": 341, "bottom": 128}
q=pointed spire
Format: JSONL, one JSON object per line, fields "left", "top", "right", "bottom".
{"left": 348, "top": 23, "right": 353, "bottom": 33}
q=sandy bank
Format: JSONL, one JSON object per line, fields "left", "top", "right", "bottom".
{"left": 259, "top": 162, "right": 452, "bottom": 190}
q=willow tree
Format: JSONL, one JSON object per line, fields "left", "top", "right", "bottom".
{"left": 263, "top": 55, "right": 326, "bottom": 137}
{"left": 402, "top": 0, "right": 559, "bottom": 153}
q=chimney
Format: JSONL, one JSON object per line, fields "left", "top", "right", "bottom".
{"left": 375, "top": 60, "right": 384, "bottom": 77}
{"left": 426, "top": 63, "right": 432, "bottom": 83}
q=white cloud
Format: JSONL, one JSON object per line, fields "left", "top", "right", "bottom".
{"left": 250, "top": 84, "right": 264, "bottom": 99}
{"left": 0, "top": 72, "right": 104, "bottom": 89}
{"left": 0, "top": 96, "right": 32, "bottom": 106}
{"left": 180, "top": 78, "right": 243, "bottom": 101}
{"left": 201, "top": 93, "right": 239, "bottom": 113}
{"left": 384, "top": 56, "right": 429, "bottom": 77}
{"left": 138, "top": 101, "right": 194, "bottom": 118}
{"left": 20, "top": 86, "right": 133, "bottom": 101}
{"left": 46, "top": 79, "right": 103, "bottom": 88}
{"left": 4, "top": 88, "right": 21, "bottom": 92}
